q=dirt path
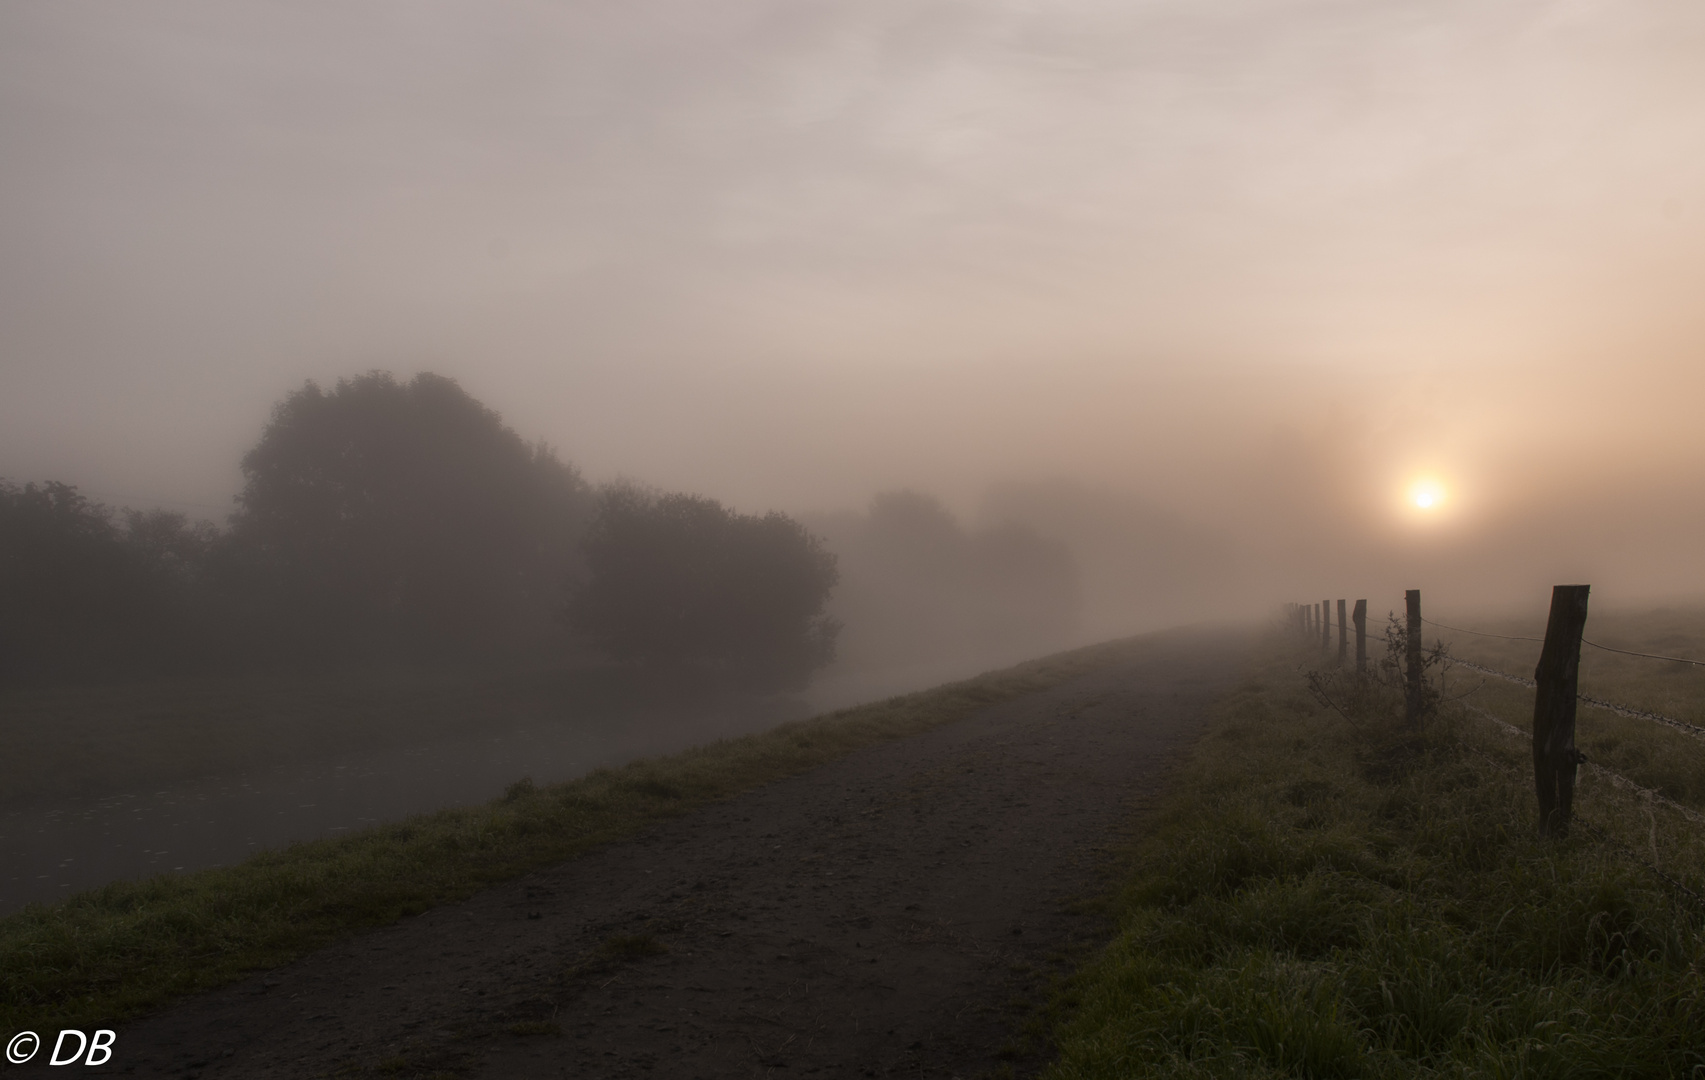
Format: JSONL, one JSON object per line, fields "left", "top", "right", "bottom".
{"left": 49, "top": 628, "right": 1248, "bottom": 1079}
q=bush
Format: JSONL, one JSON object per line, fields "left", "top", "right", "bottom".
{"left": 566, "top": 485, "right": 839, "bottom": 691}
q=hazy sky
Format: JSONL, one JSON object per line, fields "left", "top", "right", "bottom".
{"left": 5, "top": 1, "right": 1705, "bottom": 614}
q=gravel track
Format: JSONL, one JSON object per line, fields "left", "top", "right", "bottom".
{"left": 32, "top": 627, "right": 1247, "bottom": 1079}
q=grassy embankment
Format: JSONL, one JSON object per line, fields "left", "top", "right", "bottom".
{"left": 0, "top": 635, "right": 1138, "bottom": 1034}
{"left": 1047, "top": 613, "right": 1705, "bottom": 1079}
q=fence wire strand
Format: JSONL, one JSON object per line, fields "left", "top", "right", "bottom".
{"left": 1291, "top": 606, "right": 1705, "bottom": 911}
{"left": 1464, "top": 704, "right": 1705, "bottom": 828}
{"left": 1421, "top": 617, "right": 1547, "bottom": 643}
{"left": 1415, "top": 614, "right": 1705, "bottom": 667}
{"left": 1296, "top": 613, "right": 1705, "bottom": 743}
{"left": 1582, "top": 638, "right": 1705, "bottom": 668}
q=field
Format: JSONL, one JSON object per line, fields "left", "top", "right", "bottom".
{"left": 1046, "top": 610, "right": 1705, "bottom": 1078}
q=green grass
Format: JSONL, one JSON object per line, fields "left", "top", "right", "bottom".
{"left": 0, "top": 634, "right": 1140, "bottom": 1034}
{"left": 1046, "top": 630, "right": 1705, "bottom": 1080}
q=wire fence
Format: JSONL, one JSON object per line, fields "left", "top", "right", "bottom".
{"left": 1285, "top": 593, "right": 1705, "bottom": 907}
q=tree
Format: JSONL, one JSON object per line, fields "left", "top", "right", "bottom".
{"left": 229, "top": 371, "right": 593, "bottom": 664}
{"left": 0, "top": 482, "right": 219, "bottom": 683}
{"left": 566, "top": 486, "right": 840, "bottom": 691}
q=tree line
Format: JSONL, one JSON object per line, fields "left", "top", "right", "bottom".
{"left": 0, "top": 372, "right": 840, "bottom": 691}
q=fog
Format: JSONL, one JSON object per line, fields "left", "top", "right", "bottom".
{"left": 6, "top": 0, "right": 1705, "bottom": 655}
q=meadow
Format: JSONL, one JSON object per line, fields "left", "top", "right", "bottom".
{"left": 1046, "top": 610, "right": 1705, "bottom": 1079}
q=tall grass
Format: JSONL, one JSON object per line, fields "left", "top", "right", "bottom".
{"left": 1048, "top": 631, "right": 1705, "bottom": 1079}
{"left": 0, "top": 635, "right": 1137, "bottom": 1034}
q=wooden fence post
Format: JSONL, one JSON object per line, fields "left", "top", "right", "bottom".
{"left": 1533, "top": 584, "right": 1591, "bottom": 838}
{"left": 1404, "top": 589, "right": 1423, "bottom": 728}
{"left": 1336, "top": 599, "right": 1348, "bottom": 667}
{"left": 1352, "top": 599, "right": 1367, "bottom": 675}
{"left": 1321, "top": 600, "right": 1331, "bottom": 649}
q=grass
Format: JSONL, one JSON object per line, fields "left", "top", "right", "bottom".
{"left": 1428, "top": 604, "right": 1705, "bottom": 812}
{"left": 0, "top": 633, "right": 1141, "bottom": 1034}
{"left": 1046, "top": 627, "right": 1705, "bottom": 1080}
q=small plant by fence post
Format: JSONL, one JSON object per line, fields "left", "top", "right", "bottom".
{"left": 1352, "top": 599, "right": 1367, "bottom": 675}
{"left": 1321, "top": 599, "right": 1331, "bottom": 650}
{"left": 1404, "top": 590, "right": 1423, "bottom": 728}
{"left": 1336, "top": 599, "right": 1347, "bottom": 667}
{"left": 1533, "top": 584, "right": 1591, "bottom": 838}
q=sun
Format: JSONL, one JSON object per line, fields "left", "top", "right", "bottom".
{"left": 1408, "top": 480, "right": 1445, "bottom": 512}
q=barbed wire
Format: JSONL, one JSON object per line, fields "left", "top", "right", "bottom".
{"left": 1304, "top": 608, "right": 1705, "bottom": 668}
{"left": 1421, "top": 617, "right": 1546, "bottom": 643}
{"left": 1440, "top": 710, "right": 1705, "bottom": 910}
{"left": 1464, "top": 704, "right": 1705, "bottom": 827}
{"left": 1576, "top": 693, "right": 1705, "bottom": 741}
{"left": 1453, "top": 658, "right": 1535, "bottom": 689}
{"left": 1581, "top": 639, "right": 1705, "bottom": 668}
{"left": 1293, "top": 611, "right": 1705, "bottom": 909}
{"left": 1298, "top": 615, "right": 1705, "bottom": 743}
{"left": 1445, "top": 658, "right": 1705, "bottom": 741}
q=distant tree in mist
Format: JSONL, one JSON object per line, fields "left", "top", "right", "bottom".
{"left": 566, "top": 485, "right": 840, "bottom": 691}
{"left": 808, "top": 491, "right": 1080, "bottom": 673}
{"left": 0, "top": 482, "right": 218, "bottom": 682}
{"left": 229, "top": 371, "right": 594, "bottom": 665}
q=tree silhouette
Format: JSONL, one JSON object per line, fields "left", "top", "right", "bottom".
{"left": 566, "top": 486, "right": 840, "bottom": 691}
{"left": 230, "top": 372, "right": 593, "bottom": 664}
{"left": 0, "top": 482, "right": 221, "bottom": 683}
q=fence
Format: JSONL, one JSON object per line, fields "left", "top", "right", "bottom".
{"left": 1284, "top": 588, "right": 1705, "bottom": 900}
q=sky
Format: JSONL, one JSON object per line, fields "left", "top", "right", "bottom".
{"left": 4, "top": 0, "right": 1705, "bottom": 628}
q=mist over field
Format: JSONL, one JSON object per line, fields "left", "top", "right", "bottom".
{"left": 4, "top": 0, "right": 1705, "bottom": 911}
{"left": 11, "top": 13, "right": 1705, "bottom": 1076}
{"left": 7, "top": 2, "right": 1705, "bottom": 643}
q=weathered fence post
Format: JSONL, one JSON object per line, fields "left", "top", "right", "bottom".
{"left": 1336, "top": 599, "right": 1348, "bottom": 667}
{"left": 1533, "top": 584, "right": 1591, "bottom": 838}
{"left": 1321, "top": 599, "right": 1331, "bottom": 650}
{"left": 1404, "top": 589, "right": 1423, "bottom": 728}
{"left": 1352, "top": 599, "right": 1367, "bottom": 675}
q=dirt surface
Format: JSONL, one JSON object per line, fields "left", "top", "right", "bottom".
{"left": 22, "top": 628, "right": 1248, "bottom": 1079}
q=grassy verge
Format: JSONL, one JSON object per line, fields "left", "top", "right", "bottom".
{"left": 1046, "top": 631, "right": 1705, "bottom": 1079}
{"left": 0, "top": 635, "right": 1138, "bottom": 1034}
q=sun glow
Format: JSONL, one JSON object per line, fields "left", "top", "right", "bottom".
{"left": 1408, "top": 480, "right": 1446, "bottom": 512}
